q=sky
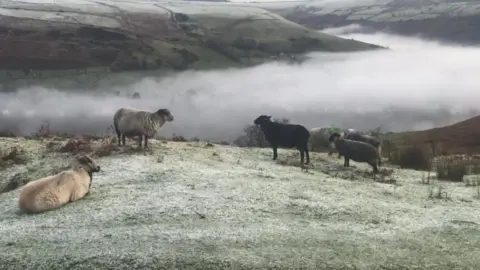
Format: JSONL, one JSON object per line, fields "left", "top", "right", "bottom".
{"left": 1, "top": 24, "right": 480, "bottom": 142}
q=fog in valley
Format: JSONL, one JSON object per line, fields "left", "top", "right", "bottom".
{"left": 1, "top": 25, "right": 480, "bottom": 142}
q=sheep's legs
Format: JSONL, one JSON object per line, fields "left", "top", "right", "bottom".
{"left": 272, "top": 146, "right": 278, "bottom": 160}
{"left": 138, "top": 136, "right": 143, "bottom": 148}
{"left": 302, "top": 146, "right": 310, "bottom": 164}
{"left": 117, "top": 133, "right": 121, "bottom": 146}
{"left": 121, "top": 134, "right": 126, "bottom": 146}
{"left": 344, "top": 157, "right": 350, "bottom": 167}
{"left": 369, "top": 161, "right": 379, "bottom": 175}
{"left": 299, "top": 150, "right": 305, "bottom": 168}
{"left": 377, "top": 146, "right": 382, "bottom": 166}
{"left": 144, "top": 136, "right": 148, "bottom": 148}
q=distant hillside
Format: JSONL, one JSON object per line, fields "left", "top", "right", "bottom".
{"left": 0, "top": 0, "right": 382, "bottom": 89}
{"left": 384, "top": 115, "right": 480, "bottom": 155}
{"left": 247, "top": 0, "right": 480, "bottom": 45}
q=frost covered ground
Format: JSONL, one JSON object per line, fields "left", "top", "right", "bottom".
{"left": 1, "top": 136, "right": 480, "bottom": 269}
{"left": 248, "top": 0, "right": 480, "bottom": 21}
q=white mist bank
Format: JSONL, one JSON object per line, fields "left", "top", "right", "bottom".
{"left": 1, "top": 27, "right": 480, "bottom": 141}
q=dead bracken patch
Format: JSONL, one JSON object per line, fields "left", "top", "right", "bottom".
{"left": 32, "top": 122, "right": 75, "bottom": 139}
{"left": 35, "top": 122, "right": 52, "bottom": 138}
{"left": 391, "top": 146, "right": 430, "bottom": 171}
{"left": 375, "top": 169, "right": 398, "bottom": 184}
{"left": 433, "top": 155, "right": 480, "bottom": 182}
{"left": 0, "top": 130, "right": 17, "bottom": 138}
{"left": 58, "top": 138, "right": 94, "bottom": 154}
{"left": 122, "top": 145, "right": 155, "bottom": 156}
{"left": 0, "top": 146, "right": 28, "bottom": 168}
{"left": 0, "top": 172, "right": 28, "bottom": 194}
{"left": 44, "top": 134, "right": 156, "bottom": 158}
{"left": 93, "top": 144, "right": 120, "bottom": 157}
{"left": 428, "top": 185, "right": 450, "bottom": 200}
{"left": 213, "top": 140, "right": 230, "bottom": 146}
{"left": 171, "top": 133, "right": 188, "bottom": 142}
{"left": 45, "top": 141, "right": 62, "bottom": 151}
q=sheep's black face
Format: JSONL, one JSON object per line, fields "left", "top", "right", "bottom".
{"left": 328, "top": 133, "right": 341, "bottom": 142}
{"left": 91, "top": 165, "right": 101, "bottom": 173}
{"left": 157, "top": 109, "right": 174, "bottom": 122}
{"left": 254, "top": 115, "right": 272, "bottom": 125}
{"left": 77, "top": 155, "right": 101, "bottom": 173}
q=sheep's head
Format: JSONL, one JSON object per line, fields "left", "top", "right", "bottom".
{"left": 328, "top": 132, "right": 342, "bottom": 142}
{"left": 76, "top": 154, "right": 101, "bottom": 173}
{"left": 328, "top": 132, "right": 343, "bottom": 149}
{"left": 156, "top": 109, "right": 174, "bottom": 122}
{"left": 254, "top": 115, "right": 272, "bottom": 125}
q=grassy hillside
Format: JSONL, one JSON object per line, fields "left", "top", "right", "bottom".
{"left": 380, "top": 115, "right": 480, "bottom": 158}
{"left": 1, "top": 135, "right": 480, "bottom": 269}
{"left": 0, "top": 0, "right": 382, "bottom": 90}
{"left": 247, "top": 0, "right": 480, "bottom": 45}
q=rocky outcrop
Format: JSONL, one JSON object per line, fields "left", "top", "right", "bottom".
{"left": 0, "top": 0, "right": 381, "bottom": 81}
{"left": 254, "top": 0, "right": 480, "bottom": 45}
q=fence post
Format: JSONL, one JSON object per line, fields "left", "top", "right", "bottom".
{"left": 427, "top": 140, "right": 436, "bottom": 182}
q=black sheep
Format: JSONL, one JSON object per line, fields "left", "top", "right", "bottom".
{"left": 344, "top": 131, "right": 382, "bottom": 166}
{"left": 253, "top": 115, "right": 310, "bottom": 167}
{"left": 328, "top": 132, "right": 379, "bottom": 173}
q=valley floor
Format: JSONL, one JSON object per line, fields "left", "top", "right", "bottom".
{"left": 0, "top": 137, "right": 479, "bottom": 269}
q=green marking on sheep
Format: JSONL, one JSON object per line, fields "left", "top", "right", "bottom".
{"left": 326, "top": 125, "right": 343, "bottom": 134}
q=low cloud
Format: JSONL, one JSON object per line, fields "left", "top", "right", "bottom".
{"left": 1, "top": 25, "right": 479, "bottom": 141}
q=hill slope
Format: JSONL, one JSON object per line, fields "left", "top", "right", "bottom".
{"left": 0, "top": 0, "right": 381, "bottom": 84}
{"left": 250, "top": 0, "right": 480, "bottom": 45}
{"left": 385, "top": 115, "right": 480, "bottom": 155}
{"left": 1, "top": 136, "right": 480, "bottom": 269}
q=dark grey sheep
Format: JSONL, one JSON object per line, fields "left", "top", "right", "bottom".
{"left": 113, "top": 107, "right": 174, "bottom": 148}
{"left": 328, "top": 132, "right": 379, "bottom": 174}
{"left": 344, "top": 131, "right": 382, "bottom": 166}
{"left": 254, "top": 115, "right": 310, "bottom": 168}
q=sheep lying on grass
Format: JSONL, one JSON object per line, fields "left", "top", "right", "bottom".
{"left": 113, "top": 107, "right": 174, "bottom": 148}
{"left": 329, "top": 132, "right": 380, "bottom": 174}
{"left": 254, "top": 115, "right": 310, "bottom": 168}
{"left": 18, "top": 154, "right": 101, "bottom": 214}
{"left": 344, "top": 131, "right": 382, "bottom": 165}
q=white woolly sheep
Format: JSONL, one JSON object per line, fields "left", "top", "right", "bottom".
{"left": 18, "top": 154, "right": 101, "bottom": 214}
{"left": 113, "top": 107, "right": 174, "bottom": 148}
{"left": 329, "top": 132, "right": 380, "bottom": 174}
